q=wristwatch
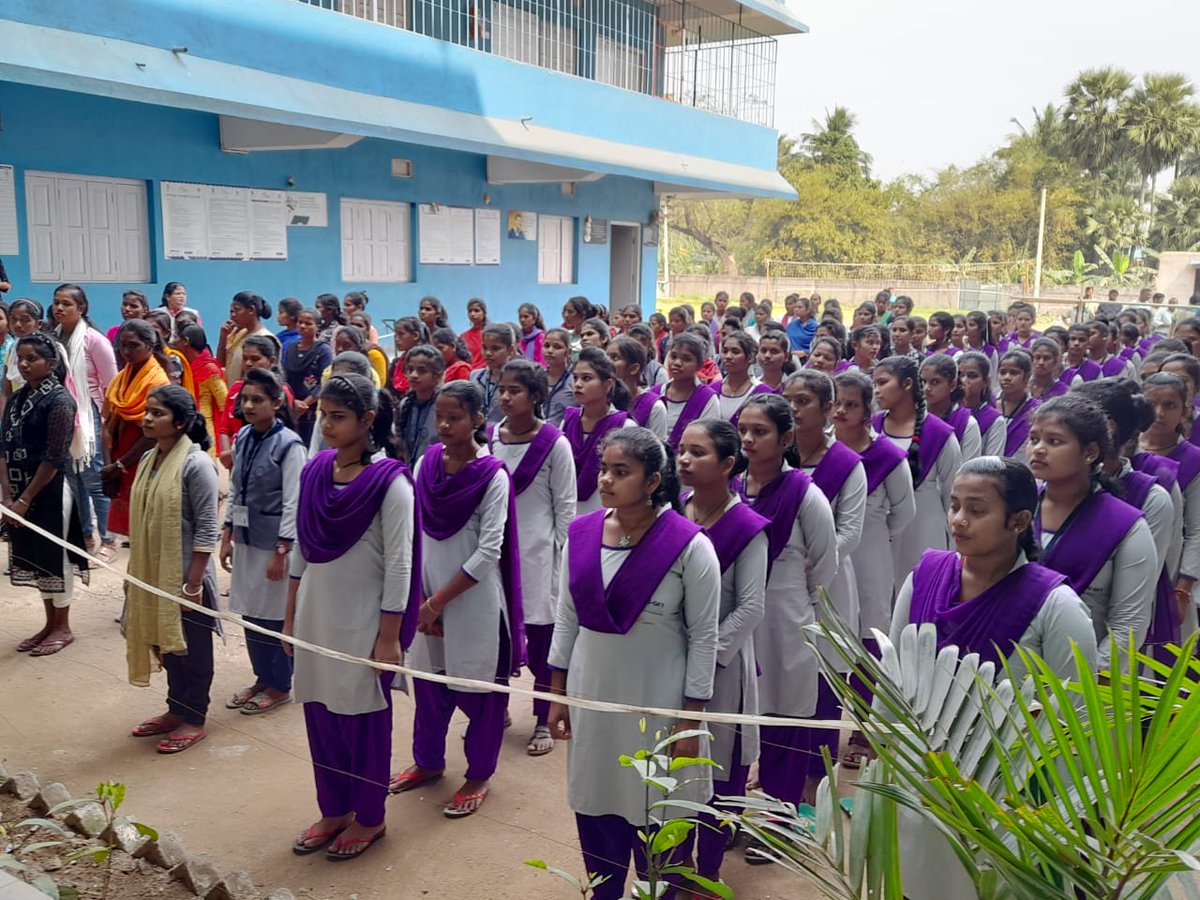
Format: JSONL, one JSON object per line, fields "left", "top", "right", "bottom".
{"left": 275, "top": 541, "right": 292, "bottom": 556}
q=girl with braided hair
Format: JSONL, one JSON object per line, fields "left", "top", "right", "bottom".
{"left": 873, "top": 355, "right": 962, "bottom": 584}
{"left": 921, "top": 353, "right": 981, "bottom": 461}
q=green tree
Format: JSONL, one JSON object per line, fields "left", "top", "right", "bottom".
{"left": 800, "top": 106, "right": 873, "bottom": 179}
{"left": 1153, "top": 176, "right": 1200, "bottom": 251}
{"left": 1063, "top": 67, "right": 1134, "bottom": 174}
{"left": 1123, "top": 73, "right": 1200, "bottom": 218}
{"left": 1083, "top": 194, "right": 1145, "bottom": 255}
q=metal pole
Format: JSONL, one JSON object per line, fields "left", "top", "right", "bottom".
{"left": 662, "top": 198, "right": 671, "bottom": 298}
{"left": 1033, "top": 186, "right": 1047, "bottom": 300}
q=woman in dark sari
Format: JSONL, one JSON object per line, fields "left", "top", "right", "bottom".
{"left": 1, "top": 333, "right": 89, "bottom": 656}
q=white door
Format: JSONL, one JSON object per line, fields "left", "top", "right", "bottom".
{"left": 609, "top": 224, "right": 641, "bottom": 310}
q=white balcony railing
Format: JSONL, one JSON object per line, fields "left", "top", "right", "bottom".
{"left": 297, "top": 0, "right": 778, "bottom": 127}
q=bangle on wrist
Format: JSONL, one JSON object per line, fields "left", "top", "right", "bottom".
{"left": 14, "top": 497, "right": 28, "bottom": 507}
{"left": 181, "top": 584, "right": 202, "bottom": 597}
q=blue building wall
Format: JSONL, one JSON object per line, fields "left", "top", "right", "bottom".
{"left": 5, "top": 0, "right": 781, "bottom": 175}
{"left": 0, "top": 82, "right": 659, "bottom": 333}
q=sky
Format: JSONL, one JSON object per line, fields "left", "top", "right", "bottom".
{"left": 772, "top": 0, "right": 1200, "bottom": 182}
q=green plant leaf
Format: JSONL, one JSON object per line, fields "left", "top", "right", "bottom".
{"left": 667, "top": 756, "right": 714, "bottom": 771}
{"left": 649, "top": 819, "right": 694, "bottom": 855}
{"left": 23, "top": 842, "right": 66, "bottom": 853}
{"left": 30, "top": 876, "right": 59, "bottom": 899}
{"left": 0, "top": 856, "right": 28, "bottom": 872}
{"left": 132, "top": 822, "right": 158, "bottom": 840}
{"left": 16, "top": 819, "right": 69, "bottom": 837}
{"left": 679, "top": 870, "right": 734, "bottom": 899}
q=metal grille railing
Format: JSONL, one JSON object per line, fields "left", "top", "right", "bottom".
{"left": 295, "top": 0, "right": 777, "bottom": 127}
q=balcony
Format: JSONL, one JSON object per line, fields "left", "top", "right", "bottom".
{"left": 297, "top": 0, "right": 780, "bottom": 127}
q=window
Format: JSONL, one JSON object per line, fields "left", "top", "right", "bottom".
{"left": 340, "top": 199, "right": 412, "bottom": 283}
{"left": 493, "top": 3, "right": 577, "bottom": 75}
{"left": 25, "top": 172, "right": 150, "bottom": 283}
{"left": 538, "top": 215, "right": 574, "bottom": 284}
{"left": 595, "top": 34, "right": 644, "bottom": 92}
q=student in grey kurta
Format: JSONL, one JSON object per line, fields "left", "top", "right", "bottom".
{"left": 489, "top": 359, "right": 576, "bottom": 757}
{"left": 394, "top": 381, "right": 523, "bottom": 820}
{"left": 786, "top": 370, "right": 867, "bottom": 783}
{"left": 872, "top": 355, "right": 962, "bottom": 591}
{"left": 469, "top": 323, "right": 517, "bottom": 425}
{"left": 676, "top": 419, "right": 768, "bottom": 885}
{"left": 548, "top": 427, "right": 719, "bottom": 900}
{"left": 564, "top": 348, "right": 632, "bottom": 516}
{"left": 889, "top": 457, "right": 1097, "bottom": 900}
{"left": 1029, "top": 396, "right": 1157, "bottom": 668}
{"left": 734, "top": 394, "right": 838, "bottom": 810}
{"left": 220, "top": 368, "right": 306, "bottom": 714}
{"left": 286, "top": 374, "right": 416, "bottom": 861}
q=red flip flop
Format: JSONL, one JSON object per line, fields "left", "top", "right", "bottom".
{"left": 131, "top": 716, "right": 177, "bottom": 738}
{"left": 325, "top": 828, "right": 386, "bottom": 862}
{"left": 388, "top": 769, "right": 443, "bottom": 794}
{"left": 156, "top": 731, "right": 207, "bottom": 754}
{"left": 292, "top": 823, "right": 349, "bottom": 855}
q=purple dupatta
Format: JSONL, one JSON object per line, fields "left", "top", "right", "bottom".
{"left": 297, "top": 450, "right": 425, "bottom": 649}
{"left": 703, "top": 501, "right": 770, "bottom": 573}
{"left": 487, "top": 422, "right": 563, "bottom": 496}
{"left": 872, "top": 411, "right": 954, "bottom": 487}
{"left": 630, "top": 391, "right": 659, "bottom": 428}
{"left": 1122, "top": 470, "right": 1180, "bottom": 646}
{"left": 860, "top": 434, "right": 908, "bottom": 494}
{"left": 734, "top": 468, "right": 811, "bottom": 565}
{"left": 1002, "top": 396, "right": 1040, "bottom": 457}
{"left": 1061, "top": 358, "right": 1101, "bottom": 385}
{"left": 651, "top": 382, "right": 717, "bottom": 447}
{"left": 944, "top": 406, "right": 973, "bottom": 445}
{"left": 563, "top": 406, "right": 629, "bottom": 502}
{"left": 971, "top": 403, "right": 1002, "bottom": 443}
{"left": 567, "top": 509, "right": 701, "bottom": 633}
{"left": 1101, "top": 356, "right": 1128, "bottom": 377}
{"left": 810, "top": 440, "right": 862, "bottom": 502}
{"left": 1036, "top": 490, "right": 1143, "bottom": 597}
{"left": 908, "top": 549, "right": 1065, "bottom": 667}
{"left": 1165, "top": 441, "right": 1200, "bottom": 491}
{"left": 417, "top": 444, "right": 526, "bottom": 666}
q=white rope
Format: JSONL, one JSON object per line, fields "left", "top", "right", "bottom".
{"left": 1, "top": 505, "right": 855, "bottom": 731}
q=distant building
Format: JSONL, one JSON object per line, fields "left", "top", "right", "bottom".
{"left": 0, "top": 0, "right": 803, "bottom": 327}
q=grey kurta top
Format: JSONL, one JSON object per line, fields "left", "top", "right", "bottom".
{"left": 889, "top": 554, "right": 1098, "bottom": 900}
{"left": 1039, "top": 509, "right": 1157, "bottom": 668}
{"left": 885, "top": 422, "right": 961, "bottom": 584}
{"left": 854, "top": 454, "right": 916, "bottom": 636}
{"left": 708, "top": 497, "right": 767, "bottom": 773}
{"left": 748, "top": 471, "right": 838, "bottom": 717}
{"left": 977, "top": 414, "right": 1006, "bottom": 457}
{"left": 801, "top": 438, "right": 867, "bottom": 673}
{"left": 549, "top": 514, "right": 720, "bottom": 824}
{"left": 408, "top": 448, "right": 512, "bottom": 691}
{"left": 227, "top": 441, "right": 306, "bottom": 620}
{"left": 491, "top": 426, "right": 576, "bottom": 626}
{"left": 290, "top": 474, "right": 414, "bottom": 715}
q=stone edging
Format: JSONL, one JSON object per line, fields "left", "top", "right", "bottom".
{"left": 0, "top": 760, "right": 295, "bottom": 900}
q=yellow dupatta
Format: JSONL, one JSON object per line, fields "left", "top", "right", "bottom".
{"left": 105, "top": 358, "right": 169, "bottom": 423}
{"left": 124, "top": 436, "right": 191, "bottom": 686}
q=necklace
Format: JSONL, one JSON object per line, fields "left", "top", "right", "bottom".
{"left": 688, "top": 497, "right": 725, "bottom": 527}
{"left": 616, "top": 511, "right": 655, "bottom": 547}
{"left": 333, "top": 455, "right": 364, "bottom": 476}
{"left": 506, "top": 420, "right": 538, "bottom": 438}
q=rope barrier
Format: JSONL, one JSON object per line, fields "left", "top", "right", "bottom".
{"left": 0, "top": 504, "right": 856, "bottom": 732}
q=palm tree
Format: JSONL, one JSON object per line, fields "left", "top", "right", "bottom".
{"left": 1153, "top": 176, "right": 1200, "bottom": 251}
{"left": 800, "top": 106, "right": 873, "bottom": 178}
{"left": 1063, "top": 67, "right": 1134, "bottom": 174}
{"left": 1008, "top": 103, "right": 1066, "bottom": 158}
{"left": 1123, "top": 73, "right": 1200, "bottom": 208}
{"left": 1083, "top": 194, "right": 1145, "bottom": 255}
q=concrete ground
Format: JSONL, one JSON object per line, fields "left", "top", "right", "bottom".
{"left": 0, "top": 550, "right": 818, "bottom": 900}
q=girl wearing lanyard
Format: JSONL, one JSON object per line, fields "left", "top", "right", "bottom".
{"left": 714, "top": 331, "right": 773, "bottom": 423}
{"left": 220, "top": 368, "right": 306, "bottom": 714}
{"left": 563, "top": 348, "right": 631, "bottom": 516}
{"left": 1029, "top": 394, "right": 1158, "bottom": 668}
{"left": 1028, "top": 337, "right": 1070, "bottom": 401}
{"left": 469, "top": 323, "right": 516, "bottom": 424}
{"left": 650, "top": 332, "right": 720, "bottom": 450}
{"left": 394, "top": 345, "right": 443, "bottom": 468}
{"left": 542, "top": 328, "right": 579, "bottom": 426}
{"left": 489, "top": 359, "right": 575, "bottom": 757}
{"left": 958, "top": 351, "right": 1006, "bottom": 457}
{"left": 755, "top": 330, "right": 795, "bottom": 393}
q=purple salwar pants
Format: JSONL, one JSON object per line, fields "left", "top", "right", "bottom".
{"left": 526, "top": 623, "right": 554, "bottom": 725}
{"left": 799, "top": 674, "right": 842, "bottom": 780}
{"left": 412, "top": 678, "right": 506, "bottom": 780}
{"left": 695, "top": 729, "right": 749, "bottom": 881}
{"left": 303, "top": 672, "right": 394, "bottom": 829}
{"left": 757, "top": 719, "right": 809, "bottom": 807}
{"left": 849, "top": 636, "right": 881, "bottom": 706}
{"left": 575, "top": 813, "right": 692, "bottom": 900}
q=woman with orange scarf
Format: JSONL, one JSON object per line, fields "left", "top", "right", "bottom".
{"left": 101, "top": 320, "right": 170, "bottom": 536}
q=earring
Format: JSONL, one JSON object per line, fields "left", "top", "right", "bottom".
{"left": 646, "top": 495, "right": 654, "bottom": 507}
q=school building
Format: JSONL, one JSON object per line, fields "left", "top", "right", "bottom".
{"left": 0, "top": 0, "right": 802, "bottom": 330}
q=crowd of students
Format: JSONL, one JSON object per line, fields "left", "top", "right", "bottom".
{"left": 1, "top": 282, "right": 1197, "bottom": 896}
